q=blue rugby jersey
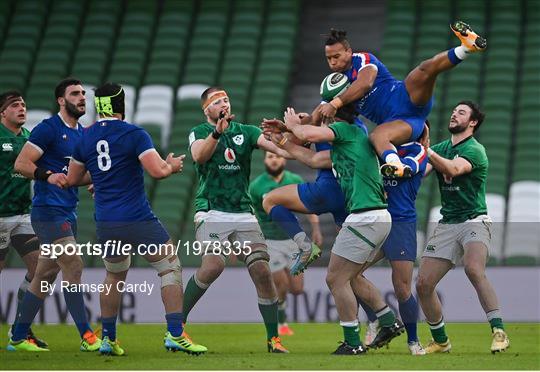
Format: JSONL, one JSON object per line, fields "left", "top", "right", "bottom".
{"left": 343, "top": 52, "right": 400, "bottom": 125}
{"left": 71, "top": 118, "right": 156, "bottom": 222}
{"left": 384, "top": 142, "right": 428, "bottom": 221}
{"left": 28, "top": 114, "right": 83, "bottom": 208}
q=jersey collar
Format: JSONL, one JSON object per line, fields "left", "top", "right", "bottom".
{"left": 451, "top": 135, "right": 474, "bottom": 148}
{"left": 57, "top": 112, "right": 80, "bottom": 129}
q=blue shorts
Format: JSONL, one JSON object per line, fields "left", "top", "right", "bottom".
{"left": 96, "top": 218, "right": 170, "bottom": 258}
{"left": 297, "top": 178, "right": 348, "bottom": 227}
{"left": 384, "top": 81, "right": 433, "bottom": 141}
{"left": 31, "top": 206, "right": 77, "bottom": 244}
{"left": 381, "top": 220, "right": 417, "bottom": 261}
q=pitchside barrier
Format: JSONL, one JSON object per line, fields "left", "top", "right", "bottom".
{"left": 1, "top": 267, "right": 538, "bottom": 324}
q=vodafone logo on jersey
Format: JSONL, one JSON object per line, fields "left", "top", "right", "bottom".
{"left": 224, "top": 148, "right": 236, "bottom": 163}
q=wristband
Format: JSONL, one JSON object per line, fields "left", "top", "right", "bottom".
{"left": 329, "top": 97, "right": 343, "bottom": 110}
{"left": 277, "top": 136, "right": 288, "bottom": 148}
{"left": 427, "top": 148, "right": 434, "bottom": 158}
{"left": 34, "top": 167, "right": 51, "bottom": 181}
{"left": 211, "top": 130, "right": 221, "bottom": 139}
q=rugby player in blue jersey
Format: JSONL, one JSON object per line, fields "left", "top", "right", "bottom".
{"left": 358, "top": 124, "right": 429, "bottom": 355}
{"left": 10, "top": 78, "right": 101, "bottom": 352}
{"left": 316, "top": 22, "right": 486, "bottom": 178}
{"left": 66, "top": 83, "right": 207, "bottom": 356}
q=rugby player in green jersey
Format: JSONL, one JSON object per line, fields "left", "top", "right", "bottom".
{"left": 264, "top": 105, "right": 405, "bottom": 355}
{"left": 0, "top": 91, "right": 48, "bottom": 350}
{"left": 183, "top": 87, "right": 293, "bottom": 353}
{"left": 250, "top": 151, "right": 322, "bottom": 336}
{"left": 416, "top": 101, "right": 509, "bottom": 354}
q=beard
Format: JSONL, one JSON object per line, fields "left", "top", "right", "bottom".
{"left": 448, "top": 121, "right": 468, "bottom": 134}
{"left": 65, "top": 100, "right": 85, "bottom": 119}
{"left": 265, "top": 164, "right": 285, "bottom": 178}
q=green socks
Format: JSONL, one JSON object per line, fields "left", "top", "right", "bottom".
{"left": 258, "top": 298, "right": 278, "bottom": 340}
{"left": 487, "top": 309, "right": 504, "bottom": 331}
{"left": 429, "top": 318, "right": 449, "bottom": 344}
{"left": 182, "top": 275, "right": 209, "bottom": 322}
{"left": 375, "top": 305, "right": 396, "bottom": 327}
{"left": 340, "top": 320, "right": 361, "bottom": 347}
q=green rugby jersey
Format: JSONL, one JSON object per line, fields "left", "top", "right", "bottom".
{"left": 189, "top": 121, "right": 262, "bottom": 213}
{"left": 249, "top": 170, "right": 304, "bottom": 240}
{"left": 0, "top": 124, "right": 31, "bottom": 217}
{"left": 329, "top": 121, "right": 387, "bottom": 213}
{"left": 431, "top": 136, "right": 488, "bottom": 223}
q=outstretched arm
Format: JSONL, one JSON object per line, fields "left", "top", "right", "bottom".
{"left": 269, "top": 132, "right": 332, "bottom": 169}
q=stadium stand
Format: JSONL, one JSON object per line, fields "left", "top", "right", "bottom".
{"left": 1, "top": 0, "right": 538, "bottom": 267}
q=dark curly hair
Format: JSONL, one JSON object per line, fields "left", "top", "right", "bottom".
{"left": 324, "top": 28, "right": 350, "bottom": 49}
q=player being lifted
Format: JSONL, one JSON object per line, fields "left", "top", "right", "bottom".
{"left": 249, "top": 151, "right": 322, "bottom": 336}
{"left": 265, "top": 105, "right": 404, "bottom": 354}
{"left": 0, "top": 91, "right": 47, "bottom": 348}
{"left": 182, "top": 87, "right": 293, "bottom": 353}
{"left": 316, "top": 22, "right": 486, "bottom": 177}
{"left": 416, "top": 101, "right": 510, "bottom": 354}
{"left": 66, "top": 83, "right": 207, "bottom": 356}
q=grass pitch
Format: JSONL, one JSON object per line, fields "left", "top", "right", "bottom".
{"left": 1, "top": 323, "right": 538, "bottom": 370}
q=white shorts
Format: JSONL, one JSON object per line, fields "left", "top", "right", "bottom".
{"left": 422, "top": 214, "right": 492, "bottom": 265}
{"left": 0, "top": 214, "right": 34, "bottom": 251}
{"left": 194, "top": 210, "right": 266, "bottom": 260}
{"left": 266, "top": 239, "right": 297, "bottom": 273}
{"left": 332, "top": 209, "right": 392, "bottom": 264}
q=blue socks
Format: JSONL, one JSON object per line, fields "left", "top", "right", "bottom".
{"left": 102, "top": 315, "right": 117, "bottom": 341}
{"left": 165, "top": 312, "right": 184, "bottom": 337}
{"left": 12, "top": 274, "right": 31, "bottom": 332}
{"left": 63, "top": 291, "right": 91, "bottom": 337}
{"left": 447, "top": 48, "right": 464, "bottom": 65}
{"left": 399, "top": 295, "right": 419, "bottom": 343}
{"left": 12, "top": 291, "right": 43, "bottom": 341}
{"left": 269, "top": 205, "right": 303, "bottom": 238}
{"left": 401, "top": 157, "right": 419, "bottom": 174}
{"left": 357, "top": 297, "right": 378, "bottom": 322}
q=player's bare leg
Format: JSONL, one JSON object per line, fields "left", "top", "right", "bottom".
{"left": 405, "top": 21, "right": 486, "bottom": 106}
{"left": 390, "top": 260, "right": 425, "bottom": 355}
{"left": 263, "top": 185, "right": 321, "bottom": 274}
{"left": 144, "top": 243, "right": 207, "bottom": 355}
{"left": 246, "top": 245, "right": 288, "bottom": 353}
{"left": 369, "top": 120, "right": 415, "bottom": 178}
{"left": 182, "top": 253, "right": 225, "bottom": 329}
{"left": 416, "top": 257, "right": 453, "bottom": 353}
{"left": 99, "top": 256, "right": 128, "bottom": 356}
{"left": 463, "top": 242, "right": 509, "bottom": 353}
{"left": 326, "top": 253, "right": 369, "bottom": 354}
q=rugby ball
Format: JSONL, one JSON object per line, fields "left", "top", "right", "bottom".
{"left": 320, "top": 72, "right": 350, "bottom": 101}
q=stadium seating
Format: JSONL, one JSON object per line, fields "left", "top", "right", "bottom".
{"left": 504, "top": 182, "right": 540, "bottom": 265}
{"left": 25, "top": 110, "right": 51, "bottom": 131}
{"left": 133, "top": 85, "right": 174, "bottom": 152}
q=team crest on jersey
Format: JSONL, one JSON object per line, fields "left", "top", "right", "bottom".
{"left": 2, "top": 143, "right": 13, "bottom": 151}
{"left": 62, "top": 134, "right": 67, "bottom": 140}
{"left": 232, "top": 134, "right": 244, "bottom": 146}
{"left": 224, "top": 148, "right": 236, "bottom": 163}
